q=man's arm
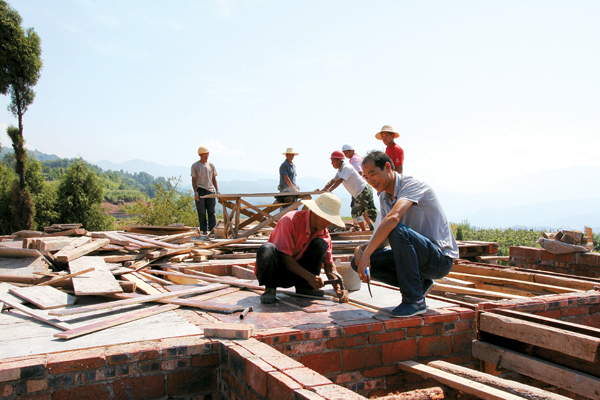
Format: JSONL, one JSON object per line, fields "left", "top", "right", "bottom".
{"left": 192, "top": 177, "right": 198, "bottom": 200}
{"left": 283, "top": 175, "right": 299, "bottom": 192}
{"left": 212, "top": 175, "right": 219, "bottom": 194}
{"left": 280, "top": 253, "right": 323, "bottom": 289}
{"left": 356, "top": 199, "right": 413, "bottom": 277}
{"left": 323, "top": 178, "right": 344, "bottom": 192}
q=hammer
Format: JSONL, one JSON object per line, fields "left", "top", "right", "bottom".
{"left": 323, "top": 271, "right": 345, "bottom": 291}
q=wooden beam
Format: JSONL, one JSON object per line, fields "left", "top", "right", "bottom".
{"left": 427, "top": 360, "right": 571, "bottom": 400}
{"left": 398, "top": 360, "right": 527, "bottom": 400}
{"left": 479, "top": 312, "right": 600, "bottom": 362}
{"left": 238, "top": 200, "right": 303, "bottom": 238}
{"left": 36, "top": 267, "right": 94, "bottom": 286}
{"left": 431, "top": 283, "right": 526, "bottom": 299}
{"left": 449, "top": 272, "right": 581, "bottom": 294}
{"left": 472, "top": 340, "right": 600, "bottom": 400}
{"left": 69, "top": 256, "right": 123, "bottom": 296}
{"left": 55, "top": 239, "right": 110, "bottom": 263}
{"left": 54, "top": 304, "right": 179, "bottom": 340}
{"left": 48, "top": 285, "right": 222, "bottom": 317}
{"left": 9, "top": 285, "right": 77, "bottom": 309}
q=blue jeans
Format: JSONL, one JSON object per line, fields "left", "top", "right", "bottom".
{"left": 195, "top": 187, "right": 216, "bottom": 232}
{"left": 351, "top": 223, "right": 453, "bottom": 303}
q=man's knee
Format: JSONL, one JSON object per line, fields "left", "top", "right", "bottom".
{"left": 388, "top": 223, "right": 411, "bottom": 243}
{"left": 257, "top": 242, "right": 278, "bottom": 261}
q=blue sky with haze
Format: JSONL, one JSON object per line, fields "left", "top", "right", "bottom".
{"left": 1, "top": 1, "right": 599, "bottom": 227}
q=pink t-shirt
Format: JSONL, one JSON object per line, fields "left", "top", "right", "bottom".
{"left": 268, "top": 210, "right": 334, "bottom": 265}
{"left": 385, "top": 143, "right": 404, "bottom": 168}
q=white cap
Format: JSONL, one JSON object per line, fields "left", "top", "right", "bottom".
{"left": 342, "top": 144, "right": 354, "bottom": 151}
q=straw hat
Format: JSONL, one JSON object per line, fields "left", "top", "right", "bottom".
{"left": 341, "top": 144, "right": 354, "bottom": 151}
{"left": 375, "top": 125, "right": 399, "bottom": 140}
{"left": 330, "top": 150, "right": 345, "bottom": 160}
{"left": 301, "top": 193, "right": 345, "bottom": 228}
{"left": 282, "top": 148, "right": 299, "bottom": 155}
{"left": 198, "top": 146, "right": 209, "bottom": 155}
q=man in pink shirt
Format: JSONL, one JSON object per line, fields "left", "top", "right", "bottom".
{"left": 255, "top": 193, "right": 350, "bottom": 304}
{"left": 375, "top": 125, "right": 404, "bottom": 173}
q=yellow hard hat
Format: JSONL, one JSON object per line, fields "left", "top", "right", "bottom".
{"left": 198, "top": 146, "right": 209, "bottom": 155}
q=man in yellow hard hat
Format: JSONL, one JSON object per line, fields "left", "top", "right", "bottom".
{"left": 191, "top": 146, "right": 219, "bottom": 235}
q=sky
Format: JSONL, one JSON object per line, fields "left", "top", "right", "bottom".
{"left": 1, "top": 1, "right": 599, "bottom": 205}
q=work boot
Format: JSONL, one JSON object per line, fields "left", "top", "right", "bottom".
{"left": 260, "top": 288, "right": 276, "bottom": 304}
{"left": 295, "top": 285, "right": 324, "bottom": 297}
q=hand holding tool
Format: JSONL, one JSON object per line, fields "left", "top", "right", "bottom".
{"left": 323, "top": 271, "right": 345, "bottom": 291}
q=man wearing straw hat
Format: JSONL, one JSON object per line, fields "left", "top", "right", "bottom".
{"left": 353, "top": 151, "right": 457, "bottom": 317}
{"left": 191, "top": 146, "right": 219, "bottom": 236}
{"left": 322, "top": 151, "right": 377, "bottom": 232}
{"left": 375, "top": 125, "right": 404, "bottom": 173}
{"left": 255, "top": 192, "right": 350, "bottom": 304}
{"left": 276, "top": 147, "right": 301, "bottom": 205}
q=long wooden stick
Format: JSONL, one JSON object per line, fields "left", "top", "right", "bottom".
{"left": 36, "top": 267, "right": 94, "bottom": 286}
{"left": 54, "top": 304, "right": 179, "bottom": 340}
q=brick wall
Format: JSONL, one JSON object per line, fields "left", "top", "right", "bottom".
{"left": 255, "top": 306, "right": 476, "bottom": 398}
{"left": 0, "top": 335, "right": 220, "bottom": 400}
{"left": 510, "top": 246, "right": 600, "bottom": 278}
{"left": 479, "top": 290, "right": 600, "bottom": 328}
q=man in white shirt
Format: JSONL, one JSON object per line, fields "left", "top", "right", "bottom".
{"left": 353, "top": 151, "right": 458, "bottom": 317}
{"left": 322, "top": 151, "right": 377, "bottom": 231}
{"left": 191, "top": 146, "right": 219, "bottom": 235}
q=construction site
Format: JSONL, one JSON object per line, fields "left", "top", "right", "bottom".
{"left": 1, "top": 204, "right": 599, "bottom": 400}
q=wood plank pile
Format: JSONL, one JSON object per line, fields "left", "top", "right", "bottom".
{"left": 474, "top": 309, "right": 600, "bottom": 399}
{"left": 429, "top": 259, "right": 600, "bottom": 304}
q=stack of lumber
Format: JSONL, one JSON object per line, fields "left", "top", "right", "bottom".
{"left": 429, "top": 260, "right": 600, "bottom": 303}
{"left": 399, "top": 360, "right": 572, "bottom": 400}
{"left": 474, "top": 309, "right": 600, "bottom": 399}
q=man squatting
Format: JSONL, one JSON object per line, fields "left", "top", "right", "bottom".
{"left": 353, "top": 150, "right": 458, "bottom": 317}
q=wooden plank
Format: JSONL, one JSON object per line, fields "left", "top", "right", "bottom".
{"left": 203, "top": 323, "right": 254, "bottom": 339}
{"left": 0, "top": 283, "right": 72, "bottom": 330}
{"left": 121, "top": 273, "right": 162, "bottom": 295}
{"left": 49, "top": 285, "right": 226, "bottom": 316}
{"left": 398, "top": 360, "right": 527, "bottom": 400}
{"left": 120, "top": 233, "right": 189, "bottom": 249}
{"left": 148, "top": 269, "right": 263, "bottom": 291}
{"left": 54, "top": 304, "right": 179, "bottom": 340}
{"left": 53, "top": 236, "right": 92, "bottom": 258}
{"left": 427, "top": 360, "right": 571, "bottom": 400}
{"left": 9, "top": 285, "right": 77, "bottom": 309}
{"left": 449, "top": 272, "right": 581, "bottom": 294}
{"left": 55, "top": 239, "right": 110, "bottom": 263}
{"left": 37, "top": 267, "right": 94, "bottom": 286}
{"left": 195, "top": 237, "right": 248, "bottom": 250}
{"left": 69, "top": 256, "right": 123, "bottom": 296}
{"left": 239, "top": 200, "right": 303, "bottom": 238}
{"left": 436, "top": 276, "right": 477, "bottom": 288}
{"left": 0, "top": 255, "right": 49, "bottom": 276}
{"left": 472, "top": 340, "right": 600, "bottom": 400}
{"left": 479, "top": 312, "right": 600, "bottom": 362}
{"left": 431, "top": 283, "right": 526, "bottom": 299}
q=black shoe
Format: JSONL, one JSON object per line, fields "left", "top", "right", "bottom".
{"left": 390, "top": 300, "right": 427, "bottom": 318}
{"left": 295, "top": 286, "right": 324, "bottom": 297}
{"left": 422, "top": 279, "right": 435, "bottom": 296}
{"left": 260, "top": 288, "right": 276, "bottom": 304}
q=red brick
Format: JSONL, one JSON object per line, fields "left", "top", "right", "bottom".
{"left": 521, "top": 247, "right": 541, "bottom": 258}
{"left": 343, "top": 322, "right": 383, "bottom": 335}
{"left": 381, "top": 339, "right": 417, "bottom": 363}
{"left": 26, "top": 379, "right": 48, "bottom": 393}
{"left": 452, "top": 332, "right": 474, "bottom": 354}
{"left": 53, "top": 383, "right": 112, "bottom": 400}
{"left": 113, "top": 374, "right": 165, "bottom": 399}
{"left": 0, "top": 356, "right": 47, "bottom": 381}
{"left": 418, "top": 335, "right": 452, "bottom": 357}
{"left": 578, "top": 314, "right": 600, "bottom": 328}
{"left": 561, "top": 306, "right": 590, "bottom": 317}
{"left": 509, "top": 247, "right": 524, "bottom": 257}
{"left": 369, "top": 330, "right": 405, "bottom": 344}
{"left": 333, "top": 371, "right": 362, "bottom": 384}
{"left": 261, "top": 354, "right": 304, "bottom": 371}
{"left": 326, "top": 336, "right": 366, "bottom": 349}
{"left": 192, "top": 353, "right": 220, "bottom": 368}
{"left": 18, "top": 393, "right": 52, "bottom": 400}
{"left": 106, "top": 341, "right": 160, "bottom": 364}
{"left": 2, "top": 385, "right": 14, "bottom": 397}
{"left": 167, "top": 369, "right": 217, "bottom": 395}
{"left": 235, "top": 338, "right": 286, "bottom": 357}
{"left": 514, "top": 302, "right": 545, "bottom": 313}
{"left": 48, "top": 348, "right": 105, "bottom": 374}
{"left": 284, "top": 367, "right": 331, "bottom": 388}
{"left": 444, "top": 320, "right": 474, "bottom": 333}
{"left": 267, "top": 371, "right": 302, "bottom": 400}
{"left": 311, "top": 383, "right": 367, "bottom": 399}
{"left": 299, "top": 352, "right": 341, "bottom": 375}
{"left": 341, "top": 347, "right": 381, "bottom": 371}
{"left": 160, "top": 336, "right": 212, "bottom": 356}
{"left": 245, "top": 356, "right": 275, "bottom": 397}
{"left": 577, "top": 253, "right": 600, "bottom": 267}
{"left": 363, "top": 364, "right": 399, "bottom": 378}
{"left": 294, "top": 388, "right": 328, "bottom": 400}
{"left": 447, "top": 307, "right": 476, "bottom": 320}
{"left": 423, "top": 309, "right": 459, "bottom": 324}
{"left": 384, "top": 317, "right": 422, "bottom": 330}
{"left": 407, "top": 324, "right": 442, "bottom": 337}
{"left": 283, "top": 340, "right": 326, "bottom": 355}
{"left": 536, "top": 309, "right": 561, "bottom": 319}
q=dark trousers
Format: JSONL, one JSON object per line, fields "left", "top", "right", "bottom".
{"left": 195, "top": 187, "right": 216, "bottom": 232}
{"left": 255, "top": 239, "right": 328, "bottom": 289}
{"left": 351, "top": 223, "right": 453, "bottom": 303}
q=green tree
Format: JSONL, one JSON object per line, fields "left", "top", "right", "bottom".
{"left": 0, "top": 1, "right": 43, "bottom": 229}
{"left": 0, "top": 161, "right": 16, "bottom": 234}
{"left": 57, "top": 160, "right": 114, "bottom": 231}
{"left": 124, "top": 177, "right": 197, "bottom": 226}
